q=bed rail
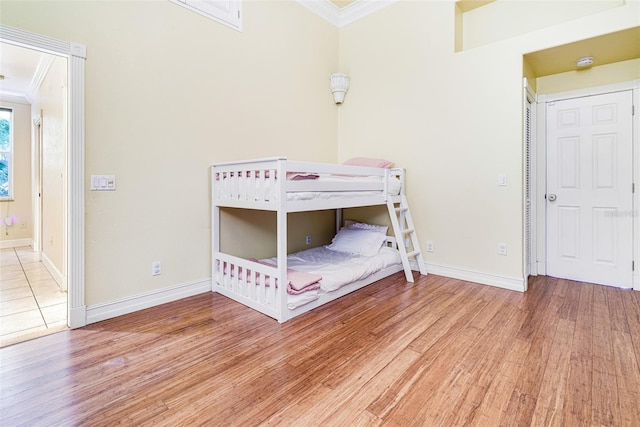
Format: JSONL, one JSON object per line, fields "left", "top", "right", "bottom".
{"left": 213, "top": 252, "right": 285, "bottom": 320}
{"left": 211, "top": 157, "right": 404, "bottom": 212}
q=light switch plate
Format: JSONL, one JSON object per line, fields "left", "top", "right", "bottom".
{"left": 91, "top": 175, "right": 116, "bottom": 191}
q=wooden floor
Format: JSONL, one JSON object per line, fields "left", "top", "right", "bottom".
{"left": 2, "top": 273, "right": 640, "bottom": 426}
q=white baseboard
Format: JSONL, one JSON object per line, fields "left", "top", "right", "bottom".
{"left": 86, "top": 278, "right": 212, "bottom": 325}
{"left": 0, "top": 238, "right": 33, "bottom": 249}
{"left": 426, "top": 263, "right": 526, "bottom": 292}
{"left": 41, "top": 252, "right": 65, "bottom": 290}
{"left": 69, "top": 305, "right": 86, "bottom": 329}
{"left": 536, "top": 261, "right": 546, "bottom": 276}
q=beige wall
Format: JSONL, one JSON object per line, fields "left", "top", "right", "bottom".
{"left": 461, "top": 0, "right": 623, "bottom": 50}
{"left": 338, "top": 1, "right": 638, "bottom": 281}
{"left": 0, "top": 0, "right": 339, "bottom": 305}
{"left": 537, "top": 58, "right": 640, "bottom": 95}
{"left": 1, "top": 0, "right": 636, "bottom": 311}
{"left": 31, "top": 56, "right": 67, "bottom": 278}
{"left": 0, "top": 100, "right": 31, "bottom": 242}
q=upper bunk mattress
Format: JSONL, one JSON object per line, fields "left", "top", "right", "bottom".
{"left": 215, "top": 174, "right": 402, "bottom": 202}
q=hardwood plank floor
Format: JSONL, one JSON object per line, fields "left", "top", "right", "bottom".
{"left": 1, "top": 274, "right": 640, "bottom": 426}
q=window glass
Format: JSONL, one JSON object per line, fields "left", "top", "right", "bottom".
{"left": 0, "top": 108, "right": 12, "bottom": 198}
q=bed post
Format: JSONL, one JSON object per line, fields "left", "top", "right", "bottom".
{"left": 336, "top": 208, "right": 343, "bottom": 233}
{"left": 277, "top": 159, "right": 288, "bottom": 322}
{"left": 212, "top": 166, "right": 219, "bottom": 292}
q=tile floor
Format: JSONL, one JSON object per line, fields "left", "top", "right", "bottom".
{"left": 0, "top": 246, "right": 67, "bottom": 347}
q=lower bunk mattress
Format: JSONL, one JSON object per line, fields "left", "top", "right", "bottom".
{"left": 215, "top": 246, "right": 402, "bottom": 310}
{"left": 259, "top": 246, "right": 402, "bottom": 309}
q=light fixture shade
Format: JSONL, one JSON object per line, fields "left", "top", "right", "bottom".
{"left": 330, "top": 73, "right": 350, "bottom": 104}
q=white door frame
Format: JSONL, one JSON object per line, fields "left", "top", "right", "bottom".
{"left": 536, "top": 79, "right": 640, "bottom": 291}
{"left": 31, "top": 113, "right": 43, "bottom": 254}
{"left": 0, "top": 25, "right": 87, "bottom": 326}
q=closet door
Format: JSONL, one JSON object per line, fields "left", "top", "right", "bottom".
{"left": 546, "top": 90, "right": 633, "bottom": 288}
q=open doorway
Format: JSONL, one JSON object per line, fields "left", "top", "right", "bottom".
{"left": 1, "top": 24, "right": 87, "bottom": 345}
{"left": 0, "top": 43, "right": 68, "bottom": 346}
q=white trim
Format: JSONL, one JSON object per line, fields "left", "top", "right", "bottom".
{"left": 86, "top": 279, "right": 212, "bottom": 324}
{"left": 634, "top": 86, "right": 639, "bottom": 291}
{"left": 426, "top": 263, "right": 526, "bottom": 292}
{"left": 1, "top": 24, "right": 87, "bottom": 328}
{"left": 0, "top": 238, "right": 33, "bottom": 249}
{"left": 169, "top": 0, "right": 242, "bottom": 32}
{"left": 296, "top": 0, "right": 341, "bottom": 27}
{"left": 523, "top": 83, "right": 536, "bottom": 289}
{"left": 340, "top": 0, "right": 398, "bottom": 27}
{"left": 295, "top": 0, "right": 398, "bottom": 28}
{"left": 0, "top": 93, "right": 30, "bottom": 104}
{"left": 24, "top": 54, "right": 54, "bottom": 104}
{"left": 41, "top": 251, "right": 65, "bottom": 290}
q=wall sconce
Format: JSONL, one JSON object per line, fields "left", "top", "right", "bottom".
{"left": 330, "top": 73, "right": 350, "bottom": 104}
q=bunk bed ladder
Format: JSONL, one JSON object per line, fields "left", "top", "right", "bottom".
{"left": 387, "top": 195, "right": 427, "bottom": 282}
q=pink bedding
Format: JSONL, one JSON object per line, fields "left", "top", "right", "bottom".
{"left": 221, "top": 259, "right": 322, "bottom": 295}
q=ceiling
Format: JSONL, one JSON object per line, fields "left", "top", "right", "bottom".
{"left": 524, "top": 27, "right": 640, "bottom": 77}
{"left": 0, "top": 42, "right": 53, "bottom": 100}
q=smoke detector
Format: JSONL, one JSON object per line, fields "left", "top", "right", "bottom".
{"left": 576, "top": 56, "right": 594, "bottom": 68}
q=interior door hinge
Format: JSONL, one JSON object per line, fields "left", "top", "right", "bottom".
{"left": 633, "top": 261, "right": 635, "bottom": 272}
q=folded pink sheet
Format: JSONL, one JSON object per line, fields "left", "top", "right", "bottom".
{"left": 219, "top": 259, "right": 321, "bottom": 294}
{"left": 285, "top": 172, "right": 320, "bottom": 180}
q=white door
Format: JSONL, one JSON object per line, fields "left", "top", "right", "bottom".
{"left": 547, "top": 90, "right": 633, "bottom": 288}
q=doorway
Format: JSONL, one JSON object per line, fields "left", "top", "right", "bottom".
{"left": 0, "top": 24, "right": 87, "bottom": 333}
{"left": 545, "top": 90, "right": 634, "bottom": 288}
{"left": 0, "top": 45, "right": 69, "bottom": 346}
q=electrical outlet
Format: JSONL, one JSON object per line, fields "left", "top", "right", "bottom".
{"left": 305, "top": 235, "right": 312, "bottom": 245}
{"left": 426, "top": 240, "right": 434, "bottom": 252}
{"left": 498, "top": 243, "right": 507, "bottom": 256}
{"left": 498, "top": 174, "right": 507, "bottom": 186}
{"left": 152, "top": 261, "right": 161, "bottom": 276}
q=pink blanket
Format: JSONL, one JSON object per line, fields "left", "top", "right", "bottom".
{"left": 221, "top": 259, "right": 321, "bottom": 295}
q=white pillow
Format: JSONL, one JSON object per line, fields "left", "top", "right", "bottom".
{"left": 344, "top": 220, "right": 388, "bottom": 235}
{"left": 326, "top": 228, "right": 387, "bottom": 257}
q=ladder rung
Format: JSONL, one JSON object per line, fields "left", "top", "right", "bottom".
{"left": 395, "top": 207, "right": 408, "bottom": 213}
{"left": 401, "top": 228, "right": 415, "bottom": 234}
{"left": 406, "top": 250, "right": 421, "bottom": 258}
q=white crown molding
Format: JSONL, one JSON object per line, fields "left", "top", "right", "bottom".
{"left": 296, "top": 0, "right": 398, "bottom": 28}
{"left": 339, "top": 0, "right": 398, "bottom": 26}
{"left": 0, "top": 92, "right": 30, "bottom": 104}
{"left": 296, "top": 0, "right": 341, "bottom": 27}
{"left": 25, "top": 54, "right": 54, "bottom": 104}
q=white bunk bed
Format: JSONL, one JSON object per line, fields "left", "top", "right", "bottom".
{"left": 211, "top": 157, "right": 427, "bottom": 323}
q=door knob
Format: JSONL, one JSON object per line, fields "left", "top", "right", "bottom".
{"left": 548, "top": 194, "right": 557, "bottom": 202}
